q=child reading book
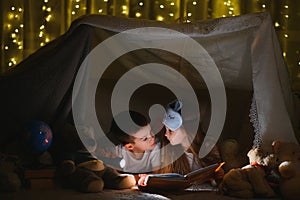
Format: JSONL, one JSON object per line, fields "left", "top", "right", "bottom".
{"left": 139, "top": 100, "right": 224, "bottom": 187}
{"left": 107, "top": 110, "right": 162, "bottom": 174}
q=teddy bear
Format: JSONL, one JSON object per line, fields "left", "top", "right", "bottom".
{"left": 219, "top": 139, "right": 248, "bottom": 173}
{"left": 56, "top": 123, "right": 136, "bottom": 193}
{"left": 272, "top": 140, "right": 300, "bottom": 200}
{"left": 219, "top": 147, "right": 278, "bottom": 198}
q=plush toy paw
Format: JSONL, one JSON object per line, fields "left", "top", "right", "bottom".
{"left": 86, "top": 179, "right": 104, "bottom": 193}
{"left": 115, "top": 174, "right": 136, "bottom": 189}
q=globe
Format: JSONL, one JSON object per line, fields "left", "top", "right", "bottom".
{"left": 24, "top": 120, "right": 53, "bottom": 154}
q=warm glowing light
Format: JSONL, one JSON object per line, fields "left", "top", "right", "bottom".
{"left": 9, "top": 62, "right": 13, "bottom": 67}
{"left": 18, "top": 46, "right": 23, "bottom": 49}
{"left": 284, "top": 34, "right": 288, "bottom": 38}
{"left": 12, "top": 39, "right": 17, "bottom": 43}
{"left": 157, "top": 16, "right": 164, "bottom": 21}
{"left": 40, "top": 42, "right": 45, "bottom": 46}
{"left": 285, "top": 15, "right": 289, "bottom": 18}
{"left": 7, "top": 24, "right": 12, "bottom": 29}
{"left": 187, "top": 13, "right": 192, "bottom": 17}
{"left": 76, "top": 0, "right": 80, "bottom": 2}
{"left": 283, "top": 52, "right": 286, "bottom": 57}
{"left": 72, "top": 11, "right": 76, "bottom": 15}
{"left": 169, "top": 13, "right": 174, "bottom": 17}
{"left": 122, "top": 5, "right": 127, "bottom": 10}
{"left": 18, "top": 8, "right": 22, "bottom": 12}
{"left": 46, "top": 7, "right": 52, "bottom": 12}
{"left": 8, "top": 13, "right": 14, "bottom": 20}
{"left": 284, "top": 5, "right": 288, "bottom": 9}
{"left": 40, "top": 25, "right": 45, "bottom": 30}
{"left": 139, "top": 2, "right": 143, "bottom": 6}
{"left": 11, "top": 6, "right": 15, "bottom": 11}
{"left": 75, "top": 4, "right": 80, "bottom": 9}
{"left": 104, "top": 0, "right": 108, "bottom": 2}
{"left": 298, "top": 62, "right": 300, "bottom": 66}
{"left": 39, "top": 32, "right": 44, "bottom": 37}
{"left": 160, "top": 5, "right": 164, "bottom": 9}
{"left": 45, "top": 37, "right": 50, "bottom": 43}
{"left": 14, "top": 28, "right": 19, "bottom": 33}
{"left": 44, "top": 0, "right": 49, "bottom": 3}
{"left": 262, "top": 4, "right": 266, "bottom": 8}
{"left": 42, "top": 6, "right": 47, "bottom": 10}
{"left": 4, "top": 46, "right": 9, "bottom": 50}
{"left": 135, "top": 12, "right": 141, "bottom": 17}
{"left": 11, "top": 33, "right": 16, "bottom": 38}
{"left": 170, "top": 2, "right": 175, "bottom": 6}
{"left": 98, "top": 9, "right": 103, "bottom": 13}
{"left": 275, "top": 22, "right": 280, "bottom": 27}
{"left": 192, "top": 1, "right": 197, "bottom": 5}
{"left": 46, "top": 15, "right": 52, "bottom": 22}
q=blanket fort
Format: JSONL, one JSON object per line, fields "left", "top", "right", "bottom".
{"left": 0, "top": 12, "right": 298, "bottom": 159}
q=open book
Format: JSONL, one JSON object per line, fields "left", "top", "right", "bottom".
{"left": 139, "top": 162, "right": 225, "bottom": 192}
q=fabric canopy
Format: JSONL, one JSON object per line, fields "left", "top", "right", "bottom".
{"left": 0, "top": 12, "right": 298, "bottom": 156}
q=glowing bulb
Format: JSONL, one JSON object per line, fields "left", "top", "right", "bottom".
{"left": 170, "top": 2, "right": 175, "bottom": 6}
{"left": 262, "top": 4, "right": 266, "bottom": 8}
{"left": 229, "top": 11, "right": 233, "bottom": 15}
{"left": 157, "top": 16, "right": 164, "bottom": 21}
{"left": 11, "top": 6, "right": 15, "bottom": 11}
{"left": 285, "top": 15, "right": 289, "bottom": 18}
{"left": 187, "top": 13, "right": 192, "bottom": 17}
{"left": 46, "top": 7, "right": 52, "bottom": 12}
{"left": 44, "top": 0, "right": 48, "bottom": 3}
{"left": 9, "top": 62, "right": 13, "bottom": 67}
{"left": 18, "top": 46, "right": 23, "bottom": 49}
{"left": 135, "top": 12, "right": 141, "bottom": 17}
{"left": 40, "top": 25, "right": 45, "bottom": 30}
{"left": 169, "top": 13, "right": 174, "bottom": 17}
{"left": 98, "top": 9, "right": 103, "bottom": 13}
{"left": 104, "top": 0, "right": 108, "bottom": 2}
{"left": 11, "top": 33, "right": 16, "bottom": 38}
{"left": 284, "top": 5, "right": 288, "bottom": 9}
{"left": 139, "top": 2, "right": 143, "bottom": 6}
{"left": 222, "top": 15, "right": 226, "bottom": 17}
{"left": 76, "top": 0, "right": 80, "bottom": 2}
{"left": 298, "top": 61, "right": 300, "bottom": 66}
{"left": 75, "top": 4, "right": 80, "bottom": 9}
{"left": 284, "top": 34, "right": 288, "bottom": 38}
{"left": 7, "top": 24, "right": 11, "bottom": 29}
{"left": 122, "top": 10, "right": 127, "bottom": 14}
{"left": 283, "top": 52, "right": 286, "bottom": 57}
{"left": 15, "top": 29, "right": 19, "bottom": 33}
{"left": 4, "top": 46, "right": 9, "bottom": 50}
{"left": 40, "top": 42, "right": 45, "bottom": 46}
{"left": 122, "top": 5, "right": 127, "bottom": 10}
{"left": 275, "top": 22, "right": 280, "bottom": 27}
{"left": 46, "top": 15, "right": 52, "bottom": 22}
{"left": 18, "top": 8, "right": 22, "bottom": 12}
{"left": 72, "top": 11, "right": 76, "bottom": 15}
{"left": 192, "top": 1, "right": 197, "bottom": 6}
{"left": 42, "top": 6, "right": 47, "bottom": 10}
{"left": 8, "top": 13, "right": 14, "bottom": 20}
{"left": 45, "top": 37, "right": 50, "bottom": 43}
{"left": 39, "top": 31, "right": 44, "bottom": 37}
{"left": 160, "top": 4, "right": 164, "bottom": 9}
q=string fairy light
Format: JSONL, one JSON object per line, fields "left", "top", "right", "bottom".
{"left": 2, "top": 2, "right": 24, "bottom": 70}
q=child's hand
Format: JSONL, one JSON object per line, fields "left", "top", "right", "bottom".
{"left": 138, "top": 174, "right": 148, "bottom": 186}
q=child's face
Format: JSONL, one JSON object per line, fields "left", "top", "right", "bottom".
{"left": 164, "top": 126, "right": 186, "bottom": 146}
{"left": 130, "top": 124, "right": 156, "bottom": 153}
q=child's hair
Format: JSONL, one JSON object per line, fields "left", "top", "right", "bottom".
{"left": 107, "top": 110, "right": 149, "bottom": 146}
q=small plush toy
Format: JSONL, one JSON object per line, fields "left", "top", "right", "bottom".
{"left": 219, "top": 147, "right": 278, "bottom": 198}
{"left": 219, "top": 139, "right": 248, "bottom": 172}
{"left": 273, "top": 140, "right": 300, "bottom": 200}
{"left": 56, "top": 124, "right": 136, "bottom": 193}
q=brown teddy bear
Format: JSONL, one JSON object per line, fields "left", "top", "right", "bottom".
{"left": 273, "top": 140, "right": 300, "bottom": 200}
{"left": 219, "top": 147, "right": 278, "bottom": 198}
{"left": 56, "top": 123, "right": 136, "bottom": 193}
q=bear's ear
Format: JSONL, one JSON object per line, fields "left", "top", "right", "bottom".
{"left": 272, "top": 140, "right": 281, "bottom": 154}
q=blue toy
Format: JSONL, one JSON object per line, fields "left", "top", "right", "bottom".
{"left": 24, "top": 120, "right": 53, "bottom": 154}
